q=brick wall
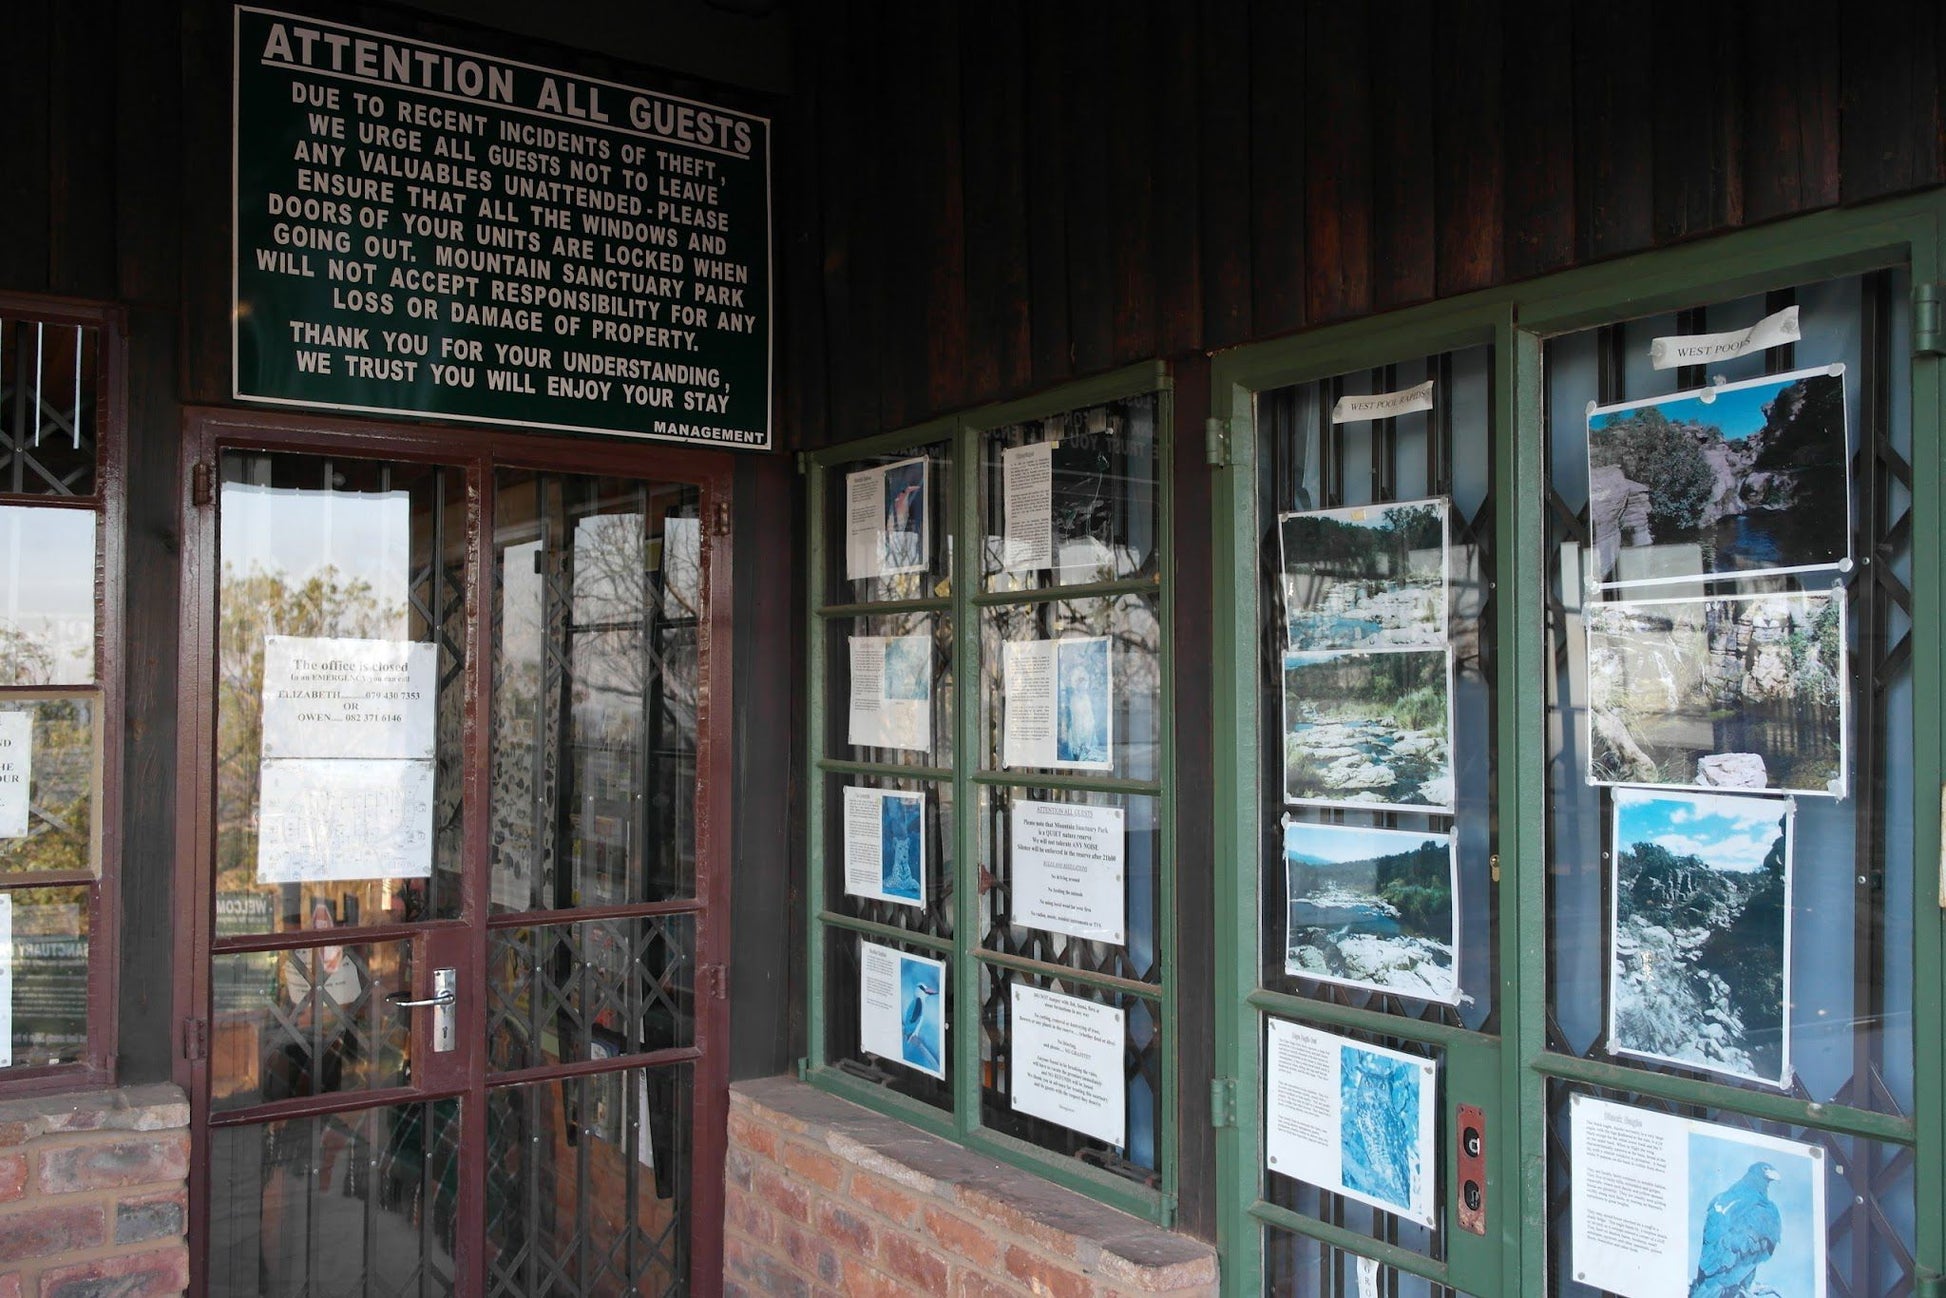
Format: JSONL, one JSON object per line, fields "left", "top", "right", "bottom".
{"left": 0, "top": 1085, "right": 190, "bottom": 1298}
{"left": 725, "top": 1077, "right": 1217, "bottom": 1298}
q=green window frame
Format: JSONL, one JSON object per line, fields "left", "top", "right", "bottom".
{"left": 1212, "top": 195, "right": 1946, "bottom": 1296}
{"left": 803, "top": 362, "right": 1179, "bottom": 1223}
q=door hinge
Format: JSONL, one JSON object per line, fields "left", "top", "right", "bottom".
{"left": 190, "top": 462, "right": 214, "bottom": 507}
{"left": 1915, "top": 283, "right": 1946, "bottom": 356}
{"left": 711, "top": 500, "right": 731, "bottom": 536}
{"left": 700, "top": 963, "right": 728, "bottom": 1000}
{"left": 1204, "top": 417, "right": 1231, "bottom": 469}
{"left": 795, "top": 450, "right": 809, "bottom": 476}
{"left": 1916, "top": 1268, "right": 1943, "bottom": 1298}
{"left": 180, "top": 1018, "right": 209, "bottom": 1062}
{"left": 1209, "top": 1076, "right": 1238, "bottom": 1128}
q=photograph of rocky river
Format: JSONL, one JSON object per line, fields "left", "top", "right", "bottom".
{"left": 1284, "top": 822, "right": 1458, "bottom": 1004}
{"left": 1586, "top": 590, "right": 1844, "bottom": 795}
{"left": 1283, "top": 649, "right": 1452, "bottom": 810}
{"left": 1587, "top": 367, "right": 1849, "bottom": 587}
{"left": 1279, "top": 498, "right": 1447, "bottom": 651}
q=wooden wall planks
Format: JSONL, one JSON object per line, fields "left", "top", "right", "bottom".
{"left": 784, "top": 1, "right": 1946, "bottom": 451}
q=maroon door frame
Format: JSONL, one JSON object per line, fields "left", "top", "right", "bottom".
{"left": 170, "top": 405, "right": 737, "bottom": 1297}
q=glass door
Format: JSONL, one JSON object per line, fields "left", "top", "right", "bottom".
{"left": 176, "top": 421, "right": 730, "bottom": 1298}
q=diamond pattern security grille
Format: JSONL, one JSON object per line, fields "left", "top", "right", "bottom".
{"left": 0, "top": 317, "right": 98, "bottom": 497}
{"left": 487, "top": 915, "right": 695, "bottom": 1074}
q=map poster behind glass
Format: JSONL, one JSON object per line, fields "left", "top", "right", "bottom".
{"left": 1264, "top": 1018, "right": 1437, "bottom": 1227}
{"left": 1009, "top": 984, "right": 1126, "bottom": 1147}
{"left": 1569, "top": 1094, "right": 1826, "bottom": 1298}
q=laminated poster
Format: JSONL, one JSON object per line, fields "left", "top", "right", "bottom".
{"left": 1585, "top": 364, "right": 1851, "bottom": 589}
{"left": 1001, "top": 636, "right": 1112, "bottom": 771}
{"left": 1011, "top": 800, "right": 1125, "bottom": 943}
{"left": 845, "top": 456, "right": 930, "bottom": 581}
{"left": 1009, "top": 984, "right": 1127, "bottom": 1147}
{"left": 1586, "top": 590, "right": 1845, "bottom": 797}
{"left": 859, "top": 940, "right": 946, "bottom": 1079}
{"left": 1282, "top": 649, "right": 1453, "bottom": 813}
{"left": 1570, "top": 1095, "right": 1826, "bottom": 1298}
{"left": 846, "top": 630, "right": 933, "bottom": 753}
{"left": 257, "top": 758, "right": 436, "bottom": 883}
{"left": 260, "top": 636, "right": 437, "bottom": 760}
{"left": 842, "top": 786, "right": 926, "bottom": 908}
{"left": 1265, "top": 1018, "right": 1437, "bottom": 1227}
{"left": 1284, "top": 821, "right": 1458, "bottom": 1005}
{"left": 1278, "top": 498, "right": 1448, "bottom": 653}
{"left": 0, "top": 894, "right": 10, "bottom": 1068}
{"left": 1609, "top": 788, "right": 1794, "bottom": 1088}
{"left": 0, "top": 711, "right": 28, "bottom": 839}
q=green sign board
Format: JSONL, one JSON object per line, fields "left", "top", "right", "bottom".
{"left": 233, "top": 6, "right": 772, "bottom": 449}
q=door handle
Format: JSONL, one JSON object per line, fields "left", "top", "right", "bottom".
{"left": 386, "top": 967, "right": 457, "bottom": 1053}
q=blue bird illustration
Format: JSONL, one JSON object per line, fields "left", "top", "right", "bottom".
{"left": 902, "top": 981, "right": 940, "bottom": 1071}
{"left": 1689, "top": 1162, "right": 1783, "bottom": 1298}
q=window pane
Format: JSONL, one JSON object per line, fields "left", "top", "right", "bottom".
{"left": 210, "top": 938, "right": 412, "bottom": 1112}
{"left": 825, "top": 773, "right": 955, "bottom": 943}
{"left": 0, "top": 695, "right": 97, "bottom": 878}
{"left": 980, "top": 394, "right": 1161, "bottom": 591}
{"left": 0, "top": 319, "right": 99, "bottom": 498}
{"left": 0, "top": 507, "right": 95, "bottom": 685}
{"left": 214, "top": 453, "right": 469, "bottom": 935}
{"left": 490, "top": 471, "right": 702, "bottom": 911}
{"left": 824, "top": 440, "right": 954, "bottom": 604}
{"left": 1542, "top": 271, "right": 1913, "bottom": 1113}
{"left": 486, "top": 1064, "right": 691, "bottom": 1298}
{"left": 206, "top": 1099, "right": 460, "bottom": 1298}
{"left": 487, "top": 913, "right": 696, "bottom": 1073}
{"left": 4, "top": 883, "right": 88, "bottom": 1067}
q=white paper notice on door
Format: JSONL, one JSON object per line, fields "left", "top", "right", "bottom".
{"left": 260, "top": 636, "right": 437, "bottom": 761}
{"left": 1010, "top": 984, "right": 1126, "bottom": 1147}
{"left": 0, "top": 712, "right": 29, "bottom": 839}
{"left": 859, "top": 940, "right": 947, "bottom": 1079}
{"left": 842, "top": 786, "right": 927, "bottom": 908}
{"left": 1265, "top": 1018, "right": 1437, "bottom": 1227}
{"left": 1001, "top": 636, "right": 1113, "bottom": 771}
{"left": 1569, "top": 1095, "right": 1827, "bottom": 1298}
{"left": 1010, "top": 800, "right": 1124, "bottom": 942}
{"left": 0, "top": 894, "right": 12, "bottom": 1068}
{"left": 256, "top": 757, "right": 436, "bottom": 883}
{"left": 847, "top": 631, "right": 933, "bottom": 752}
{"left": 1001, "top": 441, "right": 1053, "bottom": 572}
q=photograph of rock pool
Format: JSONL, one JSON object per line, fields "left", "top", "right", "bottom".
{"left": 1282, "top": 649, "right": 1453, "bottom": 811}
{"left": 1284, "top": 821, "right": 1458, "bottom": 1004}
{"left": 1278, "top": 497, "right": 1448, "bottom": 652}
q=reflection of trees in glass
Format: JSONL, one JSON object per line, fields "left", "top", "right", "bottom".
{"left": 0, "top": 628, "right": 59, "bottom": 687}
{"left": 214, "top": 564, "right": 401, "bottom": 896}
{"left": 0, "top": 701, "right": 92, "bottom": 875}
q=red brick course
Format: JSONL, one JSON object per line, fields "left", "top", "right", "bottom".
{"left": 0, "top": 1085, "right": 189, "bottom": 1298}
{"left": 724, "top": 1078, "right": 1217, "bottom": 1298}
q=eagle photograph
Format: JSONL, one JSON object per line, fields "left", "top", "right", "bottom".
{"left": 1687, "top": 1130, "right": 1821, "bottom": 1298}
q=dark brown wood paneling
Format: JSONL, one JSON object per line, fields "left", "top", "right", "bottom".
{"left": 1304, "top": 5, "right": 1374, "bottom": 325}
{"left": 1651, "top": 0, "right": 1743, "bottom": 244}
{"left": 180, "top": 0, "right": 233, "bottom": 406}
{"left": 778, "top": 2, "right": 830, "bottom": 451}
{"left": 1197, "top": 0, "right": 1252, "bottom": 349}
{"left": 818, "top": 0, "right": 885, "bottom": 442}
{"left": 1249, "top": 0, "right": 1307, "bottom": 337}
{"left": 1152, "top": 0, "right": 1203, "bottom": 357}
{"left": 959, "top": 0, "right": 1033, "bottom": 400}
{"left": 1574, "top": 5, "right": 1656, "bottom": 261}
{"left": 1434, "top": 0, "right": 1504, "bottom": 295}
{"left": 48, "top": 0, "right": 118, "bottom": 299}
{"left": 915, "top": 1, "right": 970, "bottom": 415}
{"left": 1371, "top": 0, "right": 1437, "bottom": 310}
{"left": 1060, "top": 3, "right": 1116, "bottom": 377}
{"left": 1024, "top": 0, "right": 1074, "bottom": 387}
{"left": 1841, "top": 0, "right": 1944, "bottom": 202}
{"left": 1743, "top": 0, "right": 1841, "bottom": 222}
{"left": 1107, "top": 0, "right": 1159, "bottom": 368}
{"left": 0, "top": 0, "right": 54, "bottom": 292}
{"left": 1502, "top": 0, "right": 1576, "bottom": 279}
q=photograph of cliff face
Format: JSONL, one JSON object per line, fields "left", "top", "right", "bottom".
{"left": 1279, "top": 498, "right": 1448, "bottom": 651}
{"left": 1587, "top": 367, "right": 1850, "bottom": 588}
{"left": 1608, "top": 788, "right": 1792, "bottom": 1087}
{"left": 1283, "top": 649, "right": 1453, "bottom": 811}
{"left": 1586, "top": 590, "right": 1844, "bottom": 796}
{"left": 1284, "top": 822, "right": 1458, "bottom": 1004}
